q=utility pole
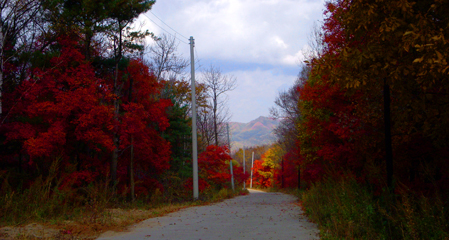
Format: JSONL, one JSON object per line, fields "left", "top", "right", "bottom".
{"left": 227, "top": 123, "right": 234, "bottom": 191}
{"left": 250, "top": 151, "right": 254, "bottom": 188}
{"left": 190, "top": 36, "right": 198, "bottom": 200}
{"left": 243, "top": 146, "right": 246, "bottom": 189}
{"left": 282, "top": 156, "right": 285, "bottom": 188}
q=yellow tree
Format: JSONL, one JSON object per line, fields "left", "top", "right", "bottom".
{"left": 259, "top": 145, "right": 284, "bottom": 186}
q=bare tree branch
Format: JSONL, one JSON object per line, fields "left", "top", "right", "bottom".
{"left": 199, "top": 64, "right": 236, "bottom": 147}
{"left": 148, "top": 33, "right": 188, "bottom": 82}
{"left": 0, "top": 0, "right": 42, "bottom": 119}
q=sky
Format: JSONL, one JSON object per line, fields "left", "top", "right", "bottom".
{"left": 138, "top": 0, "right": 326, "bottom": 123}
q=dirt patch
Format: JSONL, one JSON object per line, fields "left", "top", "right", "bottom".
{"left": 0, "top": 223, "right": 64, "bottom": 240}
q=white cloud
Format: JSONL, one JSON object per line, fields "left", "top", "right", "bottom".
{"left": 273, "top": 36, "right": 288, "bottom": 49}
{"left": 147, "top": 0, "right": 325, "bottom": 67}
{"left": 137, "top": 0, "right": 325, "bottom": 122}
{"left": 224, "top": 68, "right": 297, "bottom": 123}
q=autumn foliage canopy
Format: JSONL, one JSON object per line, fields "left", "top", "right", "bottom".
{"left": 272, "top": 0, "right": 449, "bottom": 197}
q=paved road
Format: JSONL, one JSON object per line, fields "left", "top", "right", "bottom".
{"left": 97, "top": 189, "right": 319, "bottom": 240}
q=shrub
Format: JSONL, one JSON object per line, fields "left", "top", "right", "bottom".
{"left": 300, "top": 177, "right": 449, "bottom": 239}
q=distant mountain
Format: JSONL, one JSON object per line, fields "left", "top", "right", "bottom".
{"left": 229, "top": 116, "right": 280, "bottom": 150}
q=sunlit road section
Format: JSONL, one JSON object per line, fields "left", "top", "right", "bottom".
{"left": 97, "top": 189, "right": 319, "bottom": 240}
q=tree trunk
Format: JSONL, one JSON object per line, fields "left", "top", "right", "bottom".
{"left": 297, "top": 165, "right": 300, "bottom": 189}
{"left": 85, "top": 30, "right": 93, "bottom": 60}
{"left": 111, "top": 22, "right": 123, "bottom": 187}
{"left": 111, "top": 137, "right": 118, "bottom": 185}
{"left": 19, "top": 151, "right": 23, "bottom": 173}
{"left": 384, "top": 79, "right": 393, "bottom": 191}
{"left": 0, "top": 22, "right": 4, "bottom": 118}
{"left": 130, "top": 136, "right": 135, "bottom": 202}
{"left": 111, "top": 65, "right": 120, "bottom": 186}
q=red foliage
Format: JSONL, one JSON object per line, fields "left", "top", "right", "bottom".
{"left": 183, "top": 178, "right": 210, "bottom": 193}
{"left": 322, "top": 0, "right": 350, "bottom": 55}
{"left": 233, "top": 166, "right": 250, "bottom": 186}
{"left": 198, "top": 145, "right": 233, "bottom": 188}
{"left": 275, "top": 150, "right": 299, "bottom": 188}
{"left": 4, "top": 37, "right": 114, "bottom": 163}
{"left": 2, "top": 38, "right": 172, "bottom": 197}
{"left": 251, "top": 159, "right": 271, "bottom": 188}
{"left": 297, "top": 78, "right": 365, "bottom": 183}
{"left": 117, "top": 59, "right": 172, "bottom": 186}
{"left": 60, "top": 169, "right": 98, "bottom": 189}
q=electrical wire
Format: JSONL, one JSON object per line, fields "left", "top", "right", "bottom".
{"left": 142, "top": 13, "right": 189, "bottom": 45}
{"left": 148, "top": 11, "right": 189, "bottom": 40}
{"left": 141, "top": 11, "right": 201, "bottom": 78}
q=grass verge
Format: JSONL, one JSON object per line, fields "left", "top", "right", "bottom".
{"left": 0, "top": 170, "right": 249, "bottom": 240}
{"left": 289, "top": 177, "right": 448, "bottom": 239}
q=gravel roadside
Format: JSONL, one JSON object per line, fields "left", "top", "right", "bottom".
{"left": 97, "top": 189, "right": 319, "bottom": 240}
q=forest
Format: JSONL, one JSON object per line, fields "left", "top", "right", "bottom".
{"left": 0, "top": 0, "right": 250, "bottom": 227}
{"left": 1, "top": 0, "right": 448, "bottom": 238}
{"left": 267, "top": 0, "right": 449, "bottom": 238}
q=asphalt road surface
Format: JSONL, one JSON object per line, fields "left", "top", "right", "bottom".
{"left": 97, "top": 189, "right": 319, "bottom": 240}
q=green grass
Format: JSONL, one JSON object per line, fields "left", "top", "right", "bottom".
{"left": 294, "top": 177, "right": 449, "bottom": 240}
{"left": 0, "top": 178, "right": 248, "bottom": 226}
{"left": 0, "top": 163, "right": 249, "bottom": 240}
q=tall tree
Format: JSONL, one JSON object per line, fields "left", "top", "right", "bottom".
{"left": 106, "top": 0, "right": 155, "bottom": 185}
{"left": 119, "top": 58, "right": 171, "bottom": 197}
{"left": 41, "top": 0, "right": 112, "bottom": 59}
{"left": 4, "top": 37, "right": 114, "bottom": 169}
{"left": 320, "top": 0, "right": 449, "bottom": 189}
{"left": 148, "top": 33, "right": 192, "bottom": 169}
{"left": 0, "top": 0, "right": 40, "bottom": 119}
{"left": 201, "top": 65, "right": 236, "bottom": 147}
{"left": 270, "top": 65, "right": 309, "bottom": 188}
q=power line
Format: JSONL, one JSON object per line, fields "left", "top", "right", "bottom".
{"left": 144, "top": 14, "right": 189, "bottom": 45}
{"left": 148, "top": 11, "right": 189, "bottom": 40}
{"left": 143, "top": 13, "right": 189, "bottom": 45}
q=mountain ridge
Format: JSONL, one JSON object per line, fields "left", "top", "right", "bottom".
{"left": 229, "top": 116, "right": 279, "bottom": 150}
